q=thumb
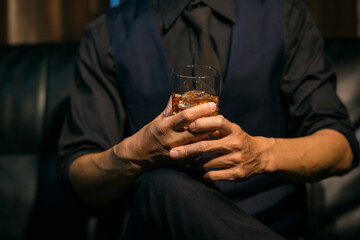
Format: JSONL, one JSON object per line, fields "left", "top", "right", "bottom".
{"left": 155, "top": 96, "right": 173, "bottom": 120}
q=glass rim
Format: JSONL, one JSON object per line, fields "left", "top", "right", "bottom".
{"left": 172, "top": 65, "right": 219, "bottom": 79}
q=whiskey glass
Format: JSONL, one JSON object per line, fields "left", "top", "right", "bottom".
{"left": 171, "top": 65, "right": 220, "bottom": 115}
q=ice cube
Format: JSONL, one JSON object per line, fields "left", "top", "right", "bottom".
{"left": 178, "top": 100, "right": 192, "bottom": 109}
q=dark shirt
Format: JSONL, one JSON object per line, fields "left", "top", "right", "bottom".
{"left": 59, "top": 0, "right": 360, "bottom": 236}
{"left": 154, "top": 0, "right": 235, "bottom": 79}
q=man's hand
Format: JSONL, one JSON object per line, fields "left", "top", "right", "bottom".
{"left": 169, "top": 115, "right": 266, "bottom": 181}
{"left": 169, "top": 115, "right": 353, "bottom": 183}
{"left": 116, "top": 99, "right": 218, "bottom": 171}
{"left": 69, "top": 98, "right": 218, "bottom": 204}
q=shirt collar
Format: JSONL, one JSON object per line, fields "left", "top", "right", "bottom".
{"left": 157, "top": 0, "right": 236, "bottom": 30}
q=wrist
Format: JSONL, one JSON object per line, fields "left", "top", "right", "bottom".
{"left": 113, "top": 135, "right": 156, "bottom": 174}
{"left": 250, "top": 135, "right": 277, "bottom": 174}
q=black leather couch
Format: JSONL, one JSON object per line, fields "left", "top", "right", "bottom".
{"left": 0, "top": 40, "right": 359, "bottom": 239}
{"left": 0, "top": 43, "right": 89, "bottom": 240}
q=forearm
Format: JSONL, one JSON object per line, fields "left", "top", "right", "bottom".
{"left": 258, "top": 129, "right": 353, "bottom": 182}
{"left": 69, "top": 139, "right": 146, "bottom": 205}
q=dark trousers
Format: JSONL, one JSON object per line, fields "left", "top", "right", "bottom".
{"left": 117, "top": 168, "right": 283, "bottom": 240}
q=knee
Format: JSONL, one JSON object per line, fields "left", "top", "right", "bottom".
{"left": 135, "top": 168, "right": 193, "bottom": 200}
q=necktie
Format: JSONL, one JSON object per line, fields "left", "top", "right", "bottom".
{"left": 183, "top": 4, "right": 221, "bottom": 75}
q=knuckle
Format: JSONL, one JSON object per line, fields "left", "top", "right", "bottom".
{"left": 199, "top": 141, "right": 208, "bottom": 152}
{"left": 220, "top": 117, "right": 228, "bottom": 129}
{"left": 233, "top": 168, "right": 244, "bottom": 179}
{"left": 229, "top": 122, "right": 237, "bottom": 132}
{"left": 216, "top": 115, "right": 225, "bottom": 121}
{"left": 206, "top": 171, "right": 216, "bottom": 181}
{"left": 181, "top": 110, "right": 192, "bottom": 122}
{"left": 179, "top": 148, "right": 187, "bottom": 158}
{"left": 161, "top": 117, "right": 172, "bottom": 129}
{"left": 215, "top": 115, "right": 224, "bottom": 124}
{"left": 231, "top": 152, "right": 242, "bottom": 162}
{"left": 153, "top": 122, "right": 168, "bottom": 136}
{"left": 233, "top": 138, "right": 243, "bottom": 149}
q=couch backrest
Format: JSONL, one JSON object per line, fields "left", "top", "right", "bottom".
{"left": 0, "top": 43, "right": 79, "bottom": 154}
{"left": 0, "top": 43, "right": 79, "bottom": 240}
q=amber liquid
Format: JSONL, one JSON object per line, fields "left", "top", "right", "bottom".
{"left": 172, "top": 90, "right": 219, "bottom": 115}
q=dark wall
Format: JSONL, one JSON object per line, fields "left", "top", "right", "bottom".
{"left": 302, "top": 0, "right": 359, "bottom": 38}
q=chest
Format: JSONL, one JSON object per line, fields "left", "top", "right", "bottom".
{"left": 107, "top": 0, "right": 287, "bottom": 137}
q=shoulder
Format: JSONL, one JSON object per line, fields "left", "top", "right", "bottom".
{"left": 283, "top": 0, "right": 315, "bottom": 30}
{"left": 78, "top": 14, "right": 115, "bottom": 81}
{"left": 84, "top": 14, "right": 108, "bottom": 39}
{"left": 79, "top": 14, "right": 110, "bottom": 64}
{"left": 283, "top": 0, "right": 321, "bottom": 53}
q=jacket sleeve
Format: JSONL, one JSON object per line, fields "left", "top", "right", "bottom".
{"left": 282, "top": 0, "right": 359, "bottom": 168}
{"left": 58, "top": 15, "right": 127, "bottom": 191}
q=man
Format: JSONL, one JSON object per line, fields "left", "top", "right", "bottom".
{"left": 59, "top": 0, "right": 359, "bottom": 239}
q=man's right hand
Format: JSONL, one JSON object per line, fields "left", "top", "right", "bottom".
{"left": 69, "top": 98, "right": 217, "bottom": 205}
{"left": 115, "top": 99, "right": 218, "bottom": 171}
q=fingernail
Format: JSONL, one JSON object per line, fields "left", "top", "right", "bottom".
{"left": 170, "top": 150, "right": 179, "bottom": 158}
{"left": 209, "top": 102, "right": 216, "bottom": 111}
{"left": 189, "top": 122, "right": 196, "bottom": 130}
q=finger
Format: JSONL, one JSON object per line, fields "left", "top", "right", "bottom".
{"left": 203, "top": 168, "right": 240, "bottom": 182}
{"left": 155, "top": 96, "right": 173, "bottom": 121}
{"left": 163, "top": 96, "right": 173, "bottom": 118}
{"left": 194, "top": 154, "right": 234, "bottom": 170}
{"left": 169, "top": 139, "right": 228, "bottom": 159}
{"left": 171, "top": 130, "right": 215, "bottom": 148}
{"left": 191, "top": 153, "right": 229, "bottom": 170}
{"left": 210, "top": 130, "right": 222, "bottom": 139}
{"left": 171, "top": 102, "right": 217, "bottom": 130}
{"left": 188, "top": 115, "right": 232, "bottom": 135}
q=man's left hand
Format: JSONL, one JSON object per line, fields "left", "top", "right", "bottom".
{"left": 169, "top": 115, "right": 271, "bottom": 181}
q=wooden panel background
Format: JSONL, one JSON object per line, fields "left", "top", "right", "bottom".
{"left": 1, "top": 0, "right": 109, "bottom": 45}
{"left": 302, "top": 0, "right": 359, "bottom": 38}
{"left": 358, "top": 0, "right": 360, "bottom": 36}
{"left": 0, "top": 0, "right": 8, "bottom": 44}
{"left": 0, "top": 0, "right": 359, "bottom": 45}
